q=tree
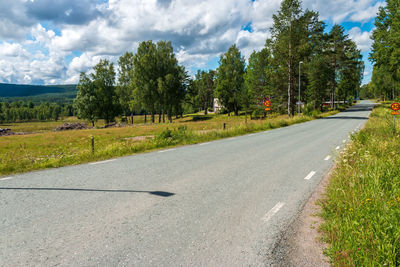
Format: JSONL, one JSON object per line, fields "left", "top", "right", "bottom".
{"left": 132, "top": 40, "right": 186, "bottom": 123}
{"left": 132, "top": 41, "right": 159, "bottom": 123}
{"left": 74, "top": 72, "right": 98, "bottom": 127}
{"left": 194, "top": 70, "right": 215, "bottom": 115}
{"left": 270, "top": 0, "right": 304, "bottom": 116}
{"left": 370, "top": 0, "right": 400, "bottom": 100}
{"left": 91, "top": 59, "right": 120, "bottom": 124}
{"left": 244, "top": 48, "right": 272, "bottom": 112}
{"left": 117, "top": 52, "right": 135, "bottom": 123}
{"left": 215, "top": 44, "right": 246, "bottom": 115}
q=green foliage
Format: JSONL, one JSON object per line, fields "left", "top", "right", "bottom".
{"left": 0, "top": 101, "right": 65, "bottom": 123}
{"left": 244, "top": 48, "right": 272, "bottom": 109}
{"left": 215, "top": 44, "right": 246, "bottom": 116}
{"left": 74, "top": 59, "right": 121, "bottom": 125}
{"left": 193, "top": 70, "right": 215, "bottom": 115}
{"left": 320, "top": 105, "right": 400, "bottom": 266}
{"left": 132, "top": 40, "right": 187, "bottom": 123}
{"left": 370, "top": 0, "right": 400, "bottom": 100}
{"left": 74, "top": 72, "right": 99, "bottom": 126}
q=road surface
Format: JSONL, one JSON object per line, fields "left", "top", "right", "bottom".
{"left": 0, "top": 101, "right": 374, "bottom": 266}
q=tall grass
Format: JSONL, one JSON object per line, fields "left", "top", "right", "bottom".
{"left": 320, "top": 104, "right": 400, "bottom": 266}
{"left": 0, "top": 110, "right": 337, "bottom": 176}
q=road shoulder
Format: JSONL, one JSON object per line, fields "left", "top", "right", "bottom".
{"left": 273, "top": 168, "right": 332, "bottom": 266}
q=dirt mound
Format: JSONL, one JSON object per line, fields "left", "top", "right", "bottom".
{"left": 55, "top": 123, "right": 88, "bottom": 131}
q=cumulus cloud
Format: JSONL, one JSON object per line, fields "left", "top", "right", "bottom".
{"left": 348, "top": 27, "right": 373, "bottom": 52}
{"left": 0, "top": 0, "right": 383, "bottom": 84}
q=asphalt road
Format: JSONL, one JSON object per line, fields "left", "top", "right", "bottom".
{"left": 0, "top": 100, "right": 374, "bottom": 266}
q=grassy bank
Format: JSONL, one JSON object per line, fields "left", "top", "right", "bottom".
{"left": 0, "top": 110, "right": 337, "bottom": 176}
{"left": 320, "top": 104, "right": 400, "bottom": 266}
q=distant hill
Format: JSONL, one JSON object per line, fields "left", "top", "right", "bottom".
{"left": 0, "top": 83, "right": 77, "bottom": 103}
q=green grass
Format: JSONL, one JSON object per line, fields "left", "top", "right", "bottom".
{"left": 0, "top": 110, "right": 338, "bottom": 176}
{"left": 319, "top": 104, "right": 400, "bottom": 266}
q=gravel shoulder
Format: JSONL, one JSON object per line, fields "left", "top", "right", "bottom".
{"left": 273, "top": 167, "right": 333, "bottom": 266}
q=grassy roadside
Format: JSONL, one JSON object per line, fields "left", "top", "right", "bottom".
{"left": 319, "top": 104, "right": 400, "bottom": 266}
{"left": 0, "top": 110, "right": 338, "bottom": 176}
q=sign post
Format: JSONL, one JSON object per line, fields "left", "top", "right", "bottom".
{"left": 391, "top": 103, "right": 400, "bottom": 132}
{"left": 264, "top": 99, "right": 271, "bottom": 118}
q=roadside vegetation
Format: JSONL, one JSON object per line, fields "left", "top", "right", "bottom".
{"left": 320, "top": 104, "right": 400, "bottom": 266}
{"left": 0, "top": 110, "right": 338, "bottom": 176}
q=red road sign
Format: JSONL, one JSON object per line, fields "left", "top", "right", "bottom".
{"left": 264, "top": 100, "right": 271, "bottom": 108}
{"left": 391, "top": 103, "right": 400, "bottom": 111}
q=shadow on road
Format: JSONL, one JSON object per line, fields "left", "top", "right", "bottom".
{"left": 0, "top": 187, "right": 175, "bottom": 197}
{"left": 322, "top": 116, "right": 369, "bottom": 120}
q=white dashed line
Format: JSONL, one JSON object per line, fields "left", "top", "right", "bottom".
{"left": 158, "top": 148, "right": 176, "bottom": 153}
{"left": 199, "top": 142, "right": 211, "bottom": 146}
{"left": 304, "top": 171, "right": 316, "bottom": 180}
{"left": 89, "top": 159, "right": 116, "bottom": 165}
{"left": 324, "top": 155, "right": 332, "bottom": 161}
{"left": 262, "top": 202, "right": 285, "bottom": 222}
{"left": 0, "top": 177, "right": 13, "bottom": 181}
{"left": 336, "top": 146, "right": 340, "bottom": 150}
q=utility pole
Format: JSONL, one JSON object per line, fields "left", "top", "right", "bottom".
{"left": 298, "top": 61, "right": 303, "bottom": 115}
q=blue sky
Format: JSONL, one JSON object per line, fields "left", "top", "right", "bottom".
{"left": 0, "top": 0, "right": 384, "bottom": 85}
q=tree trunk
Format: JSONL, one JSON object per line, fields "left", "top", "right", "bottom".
{"left": 145, "top": 113, "right": 147, "bottom": 124}
{"left": 151, "top": 111, "right": 155, "bottom": 123}
{"left": 204, "top": 102, "right": 208, "bottom": 115}
{"left": 131, "top": 112, "right": 133, "bottom": 125}
{"left": 92, "top": 120, "right": 95, "bottom": 127}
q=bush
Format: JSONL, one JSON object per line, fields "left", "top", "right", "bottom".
{"left": 251, "top": 106, "right": 265, "bottom": 120}
{"left": 347, "top": 95, "right": 354, "bottom": 106}
{"left": 303, "top": 102, "right": 316, "bottom": 116}
{"left": 153, "top": 126, "right": 191, "bottom": 146}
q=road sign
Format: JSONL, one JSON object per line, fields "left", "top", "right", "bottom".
{"left": 265, "top": 108, "right": 271, "bottom": 111}
{"left": 391, "top": 103, "right": 400, "bottom": 111}
{"left": 264, "top": 100, "right": 271, "bottom": 108}
{"left": 392, "top": 111, "right": 399, "bottom": 115}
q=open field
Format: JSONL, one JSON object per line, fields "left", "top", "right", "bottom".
{"left": 320, "top": 104, "right": 400, "bottom": 266}
{"left": 0, "top": 111, "right": 338, "bottom": 176}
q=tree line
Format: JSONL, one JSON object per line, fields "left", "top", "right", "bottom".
{"left": 73, "top": 0, "right": 364, "bottom": 125}
{"left": 0, "top": 101, "right": 74, "bottom": 123}
{"left": 367, "top": 0, "right": 400, "bottom": 101}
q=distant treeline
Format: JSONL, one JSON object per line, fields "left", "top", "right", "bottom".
{"left": 0, "top": 101, "right": 74, "bottom": 123}
{"left": 0, "top": 84, "right": 77, "bottom": 104}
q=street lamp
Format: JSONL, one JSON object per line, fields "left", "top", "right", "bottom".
{"left": 298, "top": 61, "right": 303, "bottom": 115}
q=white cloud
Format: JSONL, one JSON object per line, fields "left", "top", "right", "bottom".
{"left": 0, "top": 0, "right": 384, "bottom": 84}
{"left": 348, "top": 27, "right": 373, "bottom": 52}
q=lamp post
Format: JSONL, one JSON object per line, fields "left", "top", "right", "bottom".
{"left": 298, "top": 61, "right": 303, "bottom": 115}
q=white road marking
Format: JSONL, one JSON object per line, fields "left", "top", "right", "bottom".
{"left": 304, "top": 171, "right": 316, "bottom": 180}
{"left": 199, "top": 142, "right": 211, "bottom": 146}
{"left": 89, "top": 159, "right": 116, "bottom": 165}
{"left": 343, "top": 139, "right": 347, "bottom": 143}
{"left": 262, "top": 202, "right": 285, "bottom": 222}
{"left": 336, "top": 146, "right": 340, "bottom": 150}
{"left": 324, "top": 155, "right": 332, "bottom": 161}
{"left": 0, "top": 177, "right": 13, "bottom": 180}
{"left": 158, "top": 148, "right": 176, "bottom": 153}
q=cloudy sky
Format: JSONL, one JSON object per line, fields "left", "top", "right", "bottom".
{"left": 0, "top": 0, "right": 384, "bottom": 85}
